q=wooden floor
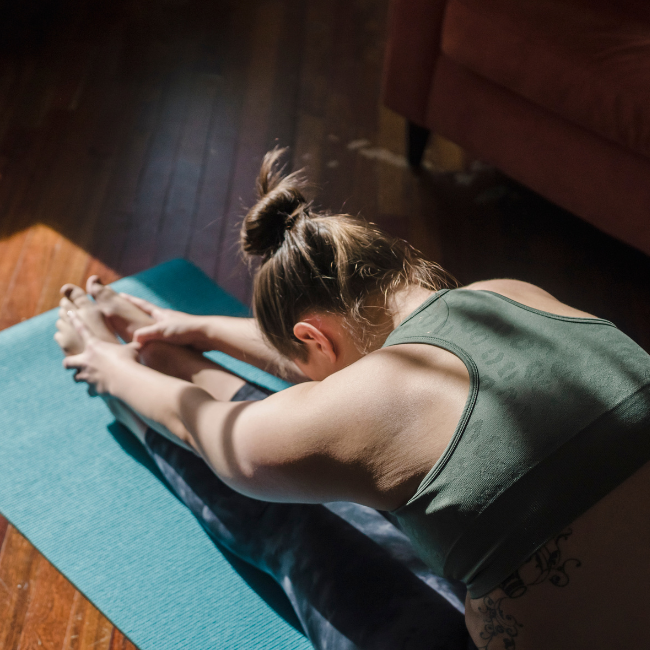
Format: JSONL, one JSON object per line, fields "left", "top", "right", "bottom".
{"left": 2, "top": 0, "right": 650, "bottom": 648}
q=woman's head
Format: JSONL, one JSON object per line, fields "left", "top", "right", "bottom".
{"left": 240, "top": 148, "right": 453, "bottom": 366}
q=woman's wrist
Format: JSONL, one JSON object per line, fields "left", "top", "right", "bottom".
{"left": 194, "top": 315, "right": 217, "bottom": 350}
{"left": 106, "top": 357, "right": 192, "bottom": 442}
{"left": 197, "top": 315, "right": 235, "bottom": 352}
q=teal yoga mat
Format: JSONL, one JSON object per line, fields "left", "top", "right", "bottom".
{"left": 0, "top": 259, "right": 310, "bottom": 650}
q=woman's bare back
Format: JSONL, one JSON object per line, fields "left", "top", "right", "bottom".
{"left": 464, "top": 459, "right": 650, "bottom": 649}
{"left": 379, "top": 278, "right": 602, "bottom": 509}
{"left": 381, "top": 280, "right": 650, "bottom": 649}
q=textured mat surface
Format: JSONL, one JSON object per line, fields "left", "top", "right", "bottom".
{"left": 0, "top": 259, "right": 309, "bottom": 650}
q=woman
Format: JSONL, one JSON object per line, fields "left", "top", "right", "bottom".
{"left": 57, "top": 149, "right": 650, "bottom": 650}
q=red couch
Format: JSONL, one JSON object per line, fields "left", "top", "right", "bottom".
{"left": 382, "top": 0, "right": 650, "bottom": 256}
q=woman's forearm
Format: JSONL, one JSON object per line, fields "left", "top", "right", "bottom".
{"left": 198, "top": 316, "right": 306, "bottom": 383}
{"left": 106, "top": 358, "right": 256, "bottom": 486}
{"left": 106, "top": 358, "right": 205, "bottom": 452}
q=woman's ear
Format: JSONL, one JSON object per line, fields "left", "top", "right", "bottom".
{"left": 293, "top": 320, "right": 337, "bottom": 364}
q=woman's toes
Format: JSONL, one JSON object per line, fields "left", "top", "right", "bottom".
{"left": 60, "top": 293, "right": 118, "bottom": 344}
{"left": 59, "top": 296, "right": 74, "bottom": 314}
{"left": 62, "top": 284, "right": 92, "bottom": 309}
{"left": 54, "top": 318, "right": 84, "bottom": 355}
{"left": 84, "top": 276, "right": 153, "bottom": 341}
{"left": 86, "top": 275, "right": 117, "bottom": 305}
{"left": 86, "top": 275, "right": 102, "bottom": 293}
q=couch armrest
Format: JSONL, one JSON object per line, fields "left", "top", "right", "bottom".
{"left": 381, "top": 0, "right": 449, "bottom": 125}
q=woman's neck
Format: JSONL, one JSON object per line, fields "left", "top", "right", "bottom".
{"left": 362, "top": 284, "right": 437, "bottom": 355}
{"left": 386, "top": 284, "right": 436, "bottom": 330}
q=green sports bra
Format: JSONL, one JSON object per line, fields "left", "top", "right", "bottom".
{"left": 384, "top": 288, "right": 650, "bottom": 598}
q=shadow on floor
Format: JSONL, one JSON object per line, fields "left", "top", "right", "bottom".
{"left": 106, "top": 420, "right": 305, "bottom": 636}
{"left": 412, "top": 164, "right": 650, "bottom": 351}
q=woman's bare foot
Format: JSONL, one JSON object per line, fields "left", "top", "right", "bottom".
{"left": 59, "top": 276, "right": 246, "bottom": 401}
{"left": 82, "top": 275, "right": 155, "bottom": 342}
{"left": 54, "top": 284, "right": 155, "bottom": 444}
{"left": 55, "top": 285, "right": 119, "bottom": 355}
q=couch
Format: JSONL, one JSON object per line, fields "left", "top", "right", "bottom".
{"left": 382, "top": 0, "right": 650, "bottom": 256}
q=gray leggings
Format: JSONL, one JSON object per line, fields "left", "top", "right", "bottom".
{"left": 140, "top": 382, "right": 475, "bottom": 650}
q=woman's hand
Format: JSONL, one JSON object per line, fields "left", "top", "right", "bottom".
{"left": 63, "top": 311, "right": 141, "bottom": 395}
{"left": 119, "top": 294, "right": 210, "bottom": 350}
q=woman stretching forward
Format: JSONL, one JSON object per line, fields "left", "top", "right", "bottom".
{"left": 57, "top": 149, "right": 650, "bottom": 650}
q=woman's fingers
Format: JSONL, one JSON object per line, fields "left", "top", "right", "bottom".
{"left": 67, "top": 310, "right": 93, "bottom": 343}
{"left": 118, "top": 293, "right": 159, "bottom": 317}
{"left": 63, "top": 352, "right": 83, "bottom": 369}
{"left": 60, "top": 283, "right": 78, "bottom": 296}
{"left": 125, "top": 340, "right": 142, "bottom": 353}
{"left": 132, "top": 324, "right": 164, "bottom": 344}
{"left": 59, "top": 296, "right": 74, "bottom": 313}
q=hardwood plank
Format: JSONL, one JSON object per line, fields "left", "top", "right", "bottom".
{"left": 62, "top": 591, "right": 115, "bottom": 650}
{"left": 264, "top": 0, "right": 306, "bottom": 153}
{"left": 0, "top": 60, "right": 19, "bottom": 142}
{"left": 0, "top": 515, "right": 8, "bottom": 552}
{"left": 49, "top": 41, "right": 95, "bottom": 113}
{"left": 344, "top": 1, "right": 387, "bottom": 221}
{"left": 108, "top": 628, "right": 137, "bottom": 650}
{"left": 50, "top": 48, "right": 132, "bottom": 250}
{"left": 35, "top": 101, "right": 107, "bottom": 243}
{"left": 0, "top": 230, "right": 30, "bottom": 304}
{"left": 13, "top": 50, "right": 60, "bottom": 131}
{"left": 16, "top": 554, "right": 76, "bottom": 650}
{"left": 153, "top": 71, "right": 217, "bottom": 264}
{"left": 2, "top": 109, "right": 71, "bottom": 240}
{"left": 0, "top": 224, "right": 60, "bottom": 329}
{"left": 406, "top": 170, "right": 446, "bottom": 268}
{"left": 290, "top": 0, "right": 334, "bottom": 193}
{"left": 89, "top": 104, "right": 156, "bottom": 273}
{"left": 0, "top": 109, "right": 67, "bottom": 242}
{"left": 428, "top": 134, "right": 467, "bottom": 173}
{"left": 320, "top": 66, "right": 356, "bottom": 216}
{"left": 0, "top": 526, "right": 39, "bottom": 650}
{"left": 36, "top": 236, "right": 90, "bottom": 313}
{"left": 186, "top": 3, "right": 251, "bottom": 277}
{"left": 292, "top": 111, "right": 325, "bottom": 199}
{"left": 0, "top": 126, "right": 35, "bottom": 232}
{"left": 321, "top": 90, "right": 355, "bottom": 214}
{"left": 154, "top": 0, "right": 237, "bottom": 269}
{"left": 321, "top": 0, "right": 365, "bottom": 214}
{"left": 185, "top": 113, "right": 238, "bottom": 278}
{"left": 77, "top": 20, "right": 158, "bottom": 272}
{"left": 215, "top": 0, "right": 286, "bottom": 302}
{"left": 119, "top": 53, "right": 197, "bottom": 275}
{"left": 375, "top": 105, "right": 407, "bottom": 219}
{"left": 299, "top": 0, "right": 347, "bottom": 213}
{"left": 37, "top": 84, "right": 127, "bottom": 309}
{"left": 297, "top": 0, "right": 333, "bottom": 119}
{"left": 84, "top": 259, "right": 121, "bottom": 287}
{"left": 0, "top": 59, "right": 36, "bottom": 145}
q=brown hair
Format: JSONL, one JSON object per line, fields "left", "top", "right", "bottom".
{"left": 240, "top": 148, "right": 455, "bottom": 361}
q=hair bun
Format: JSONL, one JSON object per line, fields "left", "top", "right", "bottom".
{"left": 241, "top": 148, "right": 308, "bottom": 259}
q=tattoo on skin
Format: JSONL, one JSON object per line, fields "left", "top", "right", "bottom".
{"left": 476, "top": 528, "right": 582, "bottom": 650}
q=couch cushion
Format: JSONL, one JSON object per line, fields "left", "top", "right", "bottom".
{"left": 428, "top": 56, "right": 650, "bottom": 257}
{"left": 441, "top": 0, "right": 650, "bottom": 159}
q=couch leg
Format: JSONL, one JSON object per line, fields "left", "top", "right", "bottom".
{"left": 407, "top": 121, "right": 430, "bottom": 167}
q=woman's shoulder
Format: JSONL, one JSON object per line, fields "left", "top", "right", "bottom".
{"left": 460, "top": 279, "right": 598, "bottom": 319}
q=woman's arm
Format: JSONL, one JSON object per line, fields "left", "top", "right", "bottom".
{"left": 63, "top": 311, "right": 405, "bottom": 507}
{"left": 197, "top": 315, "right": 307, "bottom": 383}
{"left": 120, "top": 295, "right": 308, "bottom": 383}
